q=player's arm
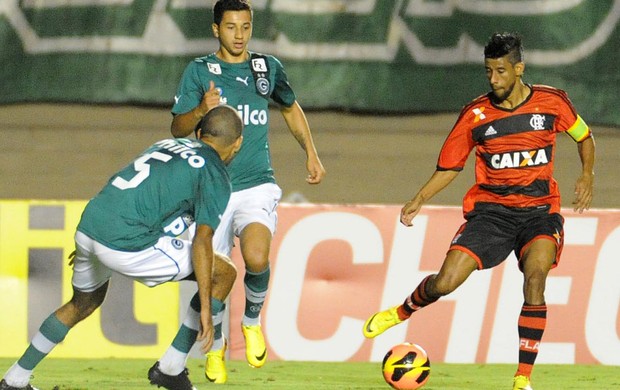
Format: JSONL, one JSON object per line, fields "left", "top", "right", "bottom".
{"left": 573, "top": 135, "right": 595, "bottom": 213}
{"left": 191, "top": 223, "right": 215, "bottom": 353}
{"left": 280, "top": 101, "right": 326, "bottom": 184}
{"left": 400, "top": 170, "right": 460, "bottom": 226}
{"left": 171, "top": 81, "right": 221, "bottom": 138}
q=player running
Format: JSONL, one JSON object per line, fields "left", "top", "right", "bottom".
{"left": 167, "top": 0, "right": 325, "bottom": 383}
{"left": 363, "top": 32, "right": 595, "bottom": 390}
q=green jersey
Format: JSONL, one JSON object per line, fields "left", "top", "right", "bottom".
{"left": 172, "top": 52, "right": 296, "bottom": 192}
{"left": 77, "top": 138, "right": 231, "bottom": 251}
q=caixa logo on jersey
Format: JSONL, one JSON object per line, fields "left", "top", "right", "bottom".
{"left": 237, "top": 104, "right": 268, "bottom": 126}
{"left": 486, "top": 145, "right": 553, "bottom": 170}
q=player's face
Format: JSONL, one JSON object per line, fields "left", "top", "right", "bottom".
{"left": 485, "top": 56, "right": 520, "bottom": 102}
{"left": 213, "top": 10, "right": 253, "bottom": 63}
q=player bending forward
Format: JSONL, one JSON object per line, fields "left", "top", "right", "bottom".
{"left": 363, "top": 32, "right": 595, "bottom": 390}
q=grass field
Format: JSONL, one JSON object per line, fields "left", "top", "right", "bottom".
{"left": 1, "top": 358, "right": 619, "bottom": 389}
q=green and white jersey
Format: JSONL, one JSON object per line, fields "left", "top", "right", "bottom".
{"left": 172, "top": 52, "right": 296, "bottom": 192}
{"left": 77, "top": 138, "right": 231, "bottom": 251}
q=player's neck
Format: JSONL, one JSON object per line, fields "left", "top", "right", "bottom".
{"left": 498, "top": 80, "right": 530, "bottom": 109}
{"left": 215, "top": 49, "right": 250, "bottom": 64}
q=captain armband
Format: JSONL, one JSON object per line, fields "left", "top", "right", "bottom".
{"left": 566, "top": 115, "right": 591, "bottom": 142}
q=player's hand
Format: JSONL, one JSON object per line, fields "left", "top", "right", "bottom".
{"left": 197, "top": 310, "right": 214, "bottom": 353}
{"left": 572, "top": 172, "right": 594, "bottom": 213}
{"left": 306, "top": 155, "right": 326, "bottom": 184}
{"left": 200, "top": 80, "right": 221, "bottom": 114}
{"left": 400, "top": 197, "right": 423, "bottom": 226}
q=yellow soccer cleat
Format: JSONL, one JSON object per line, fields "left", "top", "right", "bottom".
{"left": 363, "top": 306, "right": 404, "bottom": 338}
{"left": 241, "top": 324, "right": 267, "bottom": 368}
{"left": 205, "top": 340, "right": 227, "bottom": 384}
{"left": 513, "top": 375, "right": 533, "bottom": 390}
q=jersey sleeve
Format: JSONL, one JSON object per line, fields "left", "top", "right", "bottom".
{"left": 436, "top": 110, "right": 476, "bottom": 171}
{"left": 552, "top": 90, "right": 591, "bottom": 142}
{"left": 172, "top": 60, "right": 206, "bottom": 115}
{"left": 269, "top": 56, "right": 297, "bottom": 107}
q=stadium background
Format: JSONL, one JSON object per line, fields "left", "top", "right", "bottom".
{"left": 1, "top": 0, "right": 619, "bottom": 367}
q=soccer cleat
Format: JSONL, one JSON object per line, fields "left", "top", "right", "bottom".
{"left": 0, "top": 379, "right": 39, "bottom": 390}
{"left": 205, "top": 339, "right": 227, "bottom": 384}
{"left": 363, "top": 306, "right": 404, "bottom": 338}
{"left": 241, "top": 324, "right": 267, "bottom": 368}
{"left": 513, "top": 375, "right": 533, "bottom": 390}
{"left": 147, "top": 362, "right": 196, "bottom": 390}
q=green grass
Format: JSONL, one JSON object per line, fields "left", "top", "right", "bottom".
{"left": 1, "top": 358, "right": 619, "bottom": 389}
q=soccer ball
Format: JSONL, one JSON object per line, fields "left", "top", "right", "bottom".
{"left": 382, "top": 342, "right": 431, "bottom": 389}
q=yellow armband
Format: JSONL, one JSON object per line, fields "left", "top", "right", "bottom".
{"left": 566, "top": 115, "right": 590, "bottom": 142}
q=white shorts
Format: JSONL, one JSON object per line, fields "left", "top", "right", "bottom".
{"left": 212, "top": 183, "right": 282, "bottom": 257}
{"left": 72, "top": 231, "right": 194, "bottom": 292}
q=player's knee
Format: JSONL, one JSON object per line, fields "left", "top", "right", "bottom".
{"left": 243, "top": 253, "right": 270, "bottom": 273}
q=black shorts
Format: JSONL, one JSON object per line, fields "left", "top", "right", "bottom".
{"left": 449, "top": 203, "right": 564, "bottom": 270}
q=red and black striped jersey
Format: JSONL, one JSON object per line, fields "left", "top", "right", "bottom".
{"left": 438, "top": 84, "right": 591, "bottom": 215}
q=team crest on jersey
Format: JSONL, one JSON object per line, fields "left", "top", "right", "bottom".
{"left": 256, "top": 77, "right": 270, "bottom": 95}
{"left": 172, "top": 239, "right": 184, "bottom": 250}
{"left": 207, "top": 62, "right": 222, "bottom": 75}
{"left": 473, "top": 107, "right": 486, "bottom": 123}
{"left": 251, "top": 58, "right": 268, "bottom": 72}
{"left": 530, "top": 114, "right": 546, "bottom": 130}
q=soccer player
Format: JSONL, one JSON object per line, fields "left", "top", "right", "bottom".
{"left": 0, "top": 106, "right": 243, "bottom": 390}
{"left": 168, "top": 0, "right": 325, "bottom": 383}
{"left": 363, "top": 33, "right": 595, "bottom": 390}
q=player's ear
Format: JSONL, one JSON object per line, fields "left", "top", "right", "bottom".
{"left": 212, "top": 23, "right": 219, "bottom": 38}
{"left": 515, "top": 62, "right": 525, "bottom": 77}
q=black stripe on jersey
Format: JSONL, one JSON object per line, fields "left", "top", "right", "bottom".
{"left": 472, "top": 113, "right": 556, "bottom": 143}
{"left": 479, "top": 179, "right": 550, "bottom": 197}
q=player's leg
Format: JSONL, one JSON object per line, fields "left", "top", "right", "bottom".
{"left": 159, "top": 253, "right": 237, "bottom": 373}
{"left": 3, "top": 233, "right": 111, "bottom": 389}
{"left": 513, "top": 238, "right": 556, "bottom": 390}
{"left": 238, "top": 222, "right": 272, "bottom": 368}
{"left": 363, "top": 250, "right": 478, "bottom": 338}
{"left": 231, "top": 183, "right": 281, "bottom": 368}
{"left": 204, "top": 254, "right": 237, "bottom": 384}
{"left": 1, "top": 284, "right": 108, "bottom": 389}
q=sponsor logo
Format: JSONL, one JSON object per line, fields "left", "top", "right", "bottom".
{"left": 251, "top": 58, "right": 268, "bottom": 72}
{"left": 484, "top": 125, "right": 497, "bottom": 136}
{"left": 236, "top": 76, "right": 249, "bottom": 86}
{"left": 530, "top": 114, "right": 547, "bottom": 130}
{"left": 237, "top": 104, "right": 268, "bottom": 126}
{"left": 490, "top": 148, "right": 549, "bottom": 169}
{"left": 174, "top": 95, "right": 180, "bottom": 104}
{"left": 473, "top": 107, "right": 486, "bottom": 122}
{"left": 154, "top": 139, "right": 206, "bottom": 168}
{"left": 207, "top": 62, "right": 222, "bottom": 75}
